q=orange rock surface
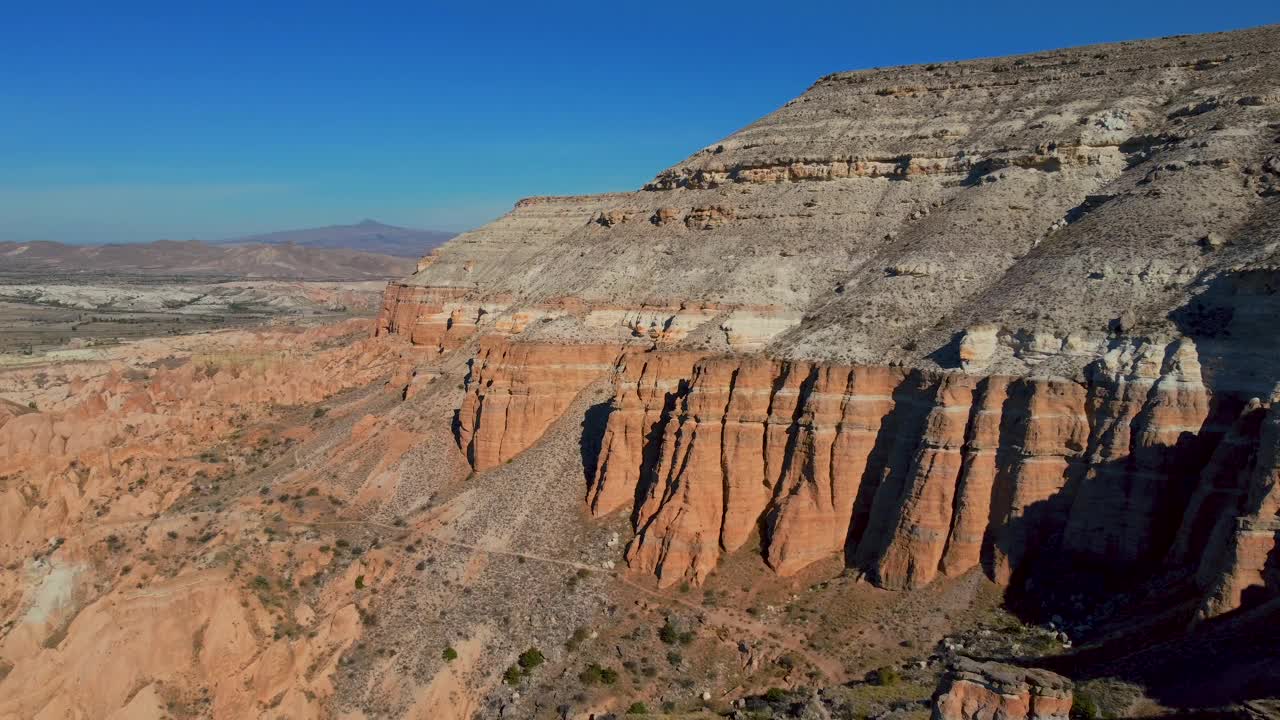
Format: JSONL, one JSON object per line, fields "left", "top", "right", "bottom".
{"left": 456, "top": 338, "right": 622, "bottom": 470}
{"left": 932, "top": 658, "right": 1073, "bottom": 720}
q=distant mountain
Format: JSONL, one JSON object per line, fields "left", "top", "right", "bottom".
{"left": 223, "top": 219, "right": 456, "bottom": 258}
{"left": 0, "top": 239, "right": 414, "bottom": 280}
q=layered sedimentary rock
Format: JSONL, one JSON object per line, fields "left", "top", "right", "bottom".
{"left": 932, "top": 658, "right": 1073, "bottom": 720}
{"left": 1191, "top": 390, "right": 1280, "bottom": 618}
{"left": 456, "top": 339, "right": 622, "bottom": 470}
{"left": 588, "top": 350, "right": 706, "bottom": 517}
{"left": 581, "top": 337, "right": 1272, "bottom": 604}
{"left": 379, "top": 26, "right": 1280, "bottom": 616}
{"left": 375, "top": 284, "right": 476, "bottom": 351}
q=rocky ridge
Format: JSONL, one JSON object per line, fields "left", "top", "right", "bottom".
{"left": 377, "top": 25, "right": 1280, "bottom": 621}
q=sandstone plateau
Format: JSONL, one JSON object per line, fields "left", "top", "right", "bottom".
{"left": 3, "top": 23, "right": 1280, "bottom": 720}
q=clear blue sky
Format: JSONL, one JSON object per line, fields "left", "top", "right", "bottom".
{"left": 2, "top": 1, "right": 1276, "bottom": 243}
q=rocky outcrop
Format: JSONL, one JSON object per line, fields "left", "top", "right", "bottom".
{"left": 588, "top": 350, "right": 706, "bottom": 517}
{"left": 932, "top": 658, "right": 1073, "bottom": 720}
{"left": 375, "top": 283, "right": 477, "bottom": 351}
{"left": 456, "top": 339, "right": 622, "bottom": 470}
{"left": 646, "top": 145, "right": 1124, "bottom": 191}
{"left": 1190, "top": 388, "right": 1280, "bottom": 619}
{"left": 571, "top": 337, "right": 1280, "bottom": 609}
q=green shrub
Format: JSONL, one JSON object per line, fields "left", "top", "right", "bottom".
{"left": 579, "top": 663, "right": 604, "bottom": 684}
{"left": 871, "top": 665, "right": 901, "bottom": 687}
{"left": 764, "top": 687, "right": 787, "bottom": 702}
{"left": 503, "top": 665, "right": 523, "bottom": 685}
{"left": 625, "top": 702, "right": 649, "bottom": 715}
{"left": 566, "top": 626, "right": 590, "bottom": 650}
{"left": 354, "top": 575, "right": 365, "bottom": 590}
{"left": 1072, "top": 690, "right": 1102, "bottom": 719}
{"left": 658, "top": 620, "right": 680, "bottom": 644}
{"left": 578, "top": 662, "right": 618, "bottom": 685}
{"left": 518, "top": 647, "right": 545, "bottom": 670}
{"left": 442, "top": 647, "right": 458, "bottom": 662}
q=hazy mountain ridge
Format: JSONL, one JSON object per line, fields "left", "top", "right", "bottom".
{"left": 222, "top": 219, "right": 456, "bottom": 257}
{"left": 0, "top": 238, "right": 414, "bottom": 280}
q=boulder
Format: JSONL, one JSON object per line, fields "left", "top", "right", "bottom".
{"left": 932, "top": 658, "right": 1072, "bottom": 720}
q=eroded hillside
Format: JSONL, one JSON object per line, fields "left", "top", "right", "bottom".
{"left": 3, "top": 23, "right": 1280, "bottom": 720}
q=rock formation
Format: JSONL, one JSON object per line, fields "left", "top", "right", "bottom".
{"left": 374, "top": 25, "right": 1280, "bottom": 617}
{"left": 932, "top": 658, "right": 1073, "bottom": 720}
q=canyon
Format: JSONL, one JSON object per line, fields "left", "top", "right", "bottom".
{"left": 3, "top": 23, "right": 1280, "bottom": 720}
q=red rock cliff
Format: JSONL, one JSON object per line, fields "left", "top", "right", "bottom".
{"left": 456, "top": 338, "right": 622, "bottom": 470}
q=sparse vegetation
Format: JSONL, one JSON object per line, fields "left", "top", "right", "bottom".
{"left": 442, "top": 647, "right": 458, "bottom": 662}
{"left": 871, "top": 665, "right": 901, "bottom": 687}
{"left": 625, "top": 701, "right": 649, "bottom": 715}
{"left": 579, "top": 662, "right": 619, "bottom": 685}
{"left": 1073, "top": 690, "right": 1102, "bottom": 719}
{"left": 566, "top": 626, "right": 590, "bottom": 651}
{"left": 518, "top": 647, "right": 545, "bottom": 670}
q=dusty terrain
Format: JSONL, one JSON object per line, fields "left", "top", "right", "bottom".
{"left": 0, "top": 276, "right": 389, "bottom": 360}
{"left": 3, "top": 24, "right": 1280, "bottom": 720}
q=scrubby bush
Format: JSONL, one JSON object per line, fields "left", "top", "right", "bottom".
{"left": 442, "top": 647, "right": 458, "bottom": 662}
{"left": 659, "top": 620, "right": 677, "bottom": 644}
{"left": 518, "top": 648, "right": 545, "bottom": 670}
{"left": 871, "top": 665, "right": 901, "bottom": 687}
{"left": 764, "top": 687, "right": 787, "bottom": 702}
{"left": 625, "top": 702, "right": 649, "bottom": 715}
{"left": 1073, "top": 690, "right": 1101, "bottom": 720}
{"left": 503, "top": 665, "right": 523, "bottom": 685}
{"left": 579, "top": 663, "right": 603, "bottom": 684}
{"left": 354, "top": 575, "right": 365, "bottom": 590}
{"left": 579, "top": 662, "right": 619, "bottom": 685}
{"left": 566, "top": 626, "right": 590, "bottom": 651}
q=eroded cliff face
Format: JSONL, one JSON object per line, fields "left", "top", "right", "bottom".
{"left": 380, "top": 24, "right": 1280, "bottom": 621}
{"left": 442, "top": 331, "right": 1279, "bottom": 618}
{"left": 587, "top": 344, "right": 1203, "bottom": 591}
{"left": 457, "top": 339, "right": 623, "bottom": 470}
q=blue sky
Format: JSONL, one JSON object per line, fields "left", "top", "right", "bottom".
{"left": 2, "top": 1, "right": 1276, "bottom": 243}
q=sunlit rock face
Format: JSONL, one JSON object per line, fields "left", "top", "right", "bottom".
{"left": 932, "top": 658, "right": 1073, "bottom": 720}
{"left": 378, "top": 24, "right": 1280, "bottom": 615}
